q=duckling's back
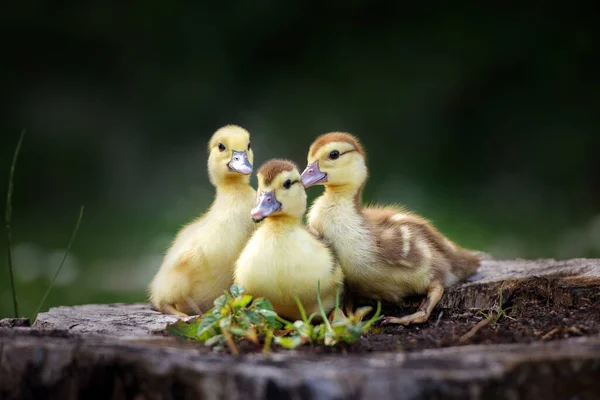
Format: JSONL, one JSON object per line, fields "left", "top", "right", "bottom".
{"left": 362, "top": 207, "right": 480, "bottom": 286}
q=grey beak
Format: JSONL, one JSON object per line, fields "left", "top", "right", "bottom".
{"left": 228, "top": 151, "right": 253, "bottom": 175}
{"left": 250, "top": 190, "right": 282, "bottom": 222}
{"left": 300, "top": 161, "right": 328, "bottom": 187}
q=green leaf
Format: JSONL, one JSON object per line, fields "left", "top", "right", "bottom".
{"left": 236, "top": 310, "right": 253, "bottom": 329}
{"left": 245, "top": 309, "right": 263, "bottom": 325}
{"left": 274, "top": 335, "right": 303, "bottom": 349}
{"left": 234, "top": 294, "right": 253, "bottom": 309}
{"left": 197, "top": 314, "right": 220, "bottom": 338}
{"left": 213, "top": 294, "right": 227, "bottom": 310}
{"left": 166, "top": 317, "right": 202, "bottom": 341}
{"left": 230, "top": 284, "right": 245, "bottom": 298}
{"left": 253, "top": 297, "right": 274, "bottom": 311}
{"left": 347, "top": 324, "right": 362, "bottom": 339}
{"left": 219, "top": 315, "right": 232, "bottom": 330}
{"left": 228, "top": 326, "right": 249, "bottom": 337}
{"left": 258, "top": 309, "right": 277, "bottom": 319}
{"left": 205, "top": 334, "right": 225, "bottom": 347}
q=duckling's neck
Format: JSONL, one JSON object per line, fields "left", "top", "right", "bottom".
{"left": 215, "top": 178, "right": 253, "bottom": 197}
{"left": 262, "top": 215, "right": 303, "bottom": 230}
{"left": 324, "top": 183, "right": 364, "bottom": 209}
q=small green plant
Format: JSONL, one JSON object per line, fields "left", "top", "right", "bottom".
{"left": 275, "top": 281, "right": 382, "bottom": 349}
{"left": 477, "top": 283, "right": 514, "bottom": 324}
{"left": 166, "top": 284, "right": 283, "bottom": 355}
{"left": 166, "top": 282, "right": 383, "bottom": 353}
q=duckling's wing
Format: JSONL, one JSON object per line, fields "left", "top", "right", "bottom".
{"left": 362, "top": 206, "right": 479, "bottom": 280}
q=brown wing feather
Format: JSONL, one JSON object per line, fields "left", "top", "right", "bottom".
{"left": 361, "top": 207, "right": 479, "bottom": 282}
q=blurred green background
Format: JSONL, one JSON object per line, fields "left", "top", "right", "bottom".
{"left": 1, "top": 2, "right": 599, "bottom": 318}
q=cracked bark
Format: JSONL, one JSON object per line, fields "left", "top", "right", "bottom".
{"left": 0, "top": 258, "right": 599, "bottom": 399}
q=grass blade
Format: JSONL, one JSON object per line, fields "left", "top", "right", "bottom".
{"left": 34, "top": 205, "right": 84, "bottom": 318}
{"left": 316, "top": 280, "right": 333, "bottom": 332}
{"left": 4, "top": 129, "right": 25, "bottom": 317}
{"left": 362, "top": 301, "right": 382, "bottom": 330}
{"left": 293, "top": 295, "right": 309, "bottom": 325}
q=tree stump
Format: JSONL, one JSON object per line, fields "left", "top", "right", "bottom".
{"left": 1, "top": 258, "right": 599, "bottom": 399}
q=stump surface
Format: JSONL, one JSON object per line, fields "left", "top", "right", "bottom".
{"left": 2, "top": 258, "right": 599, "bottom": 399}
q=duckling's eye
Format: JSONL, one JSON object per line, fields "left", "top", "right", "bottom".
{"left": 283, "top": 179, "right": 292, "bottom": 189}
{"left": 328, "top": 150, "right": 340, "bottom": 160}
{"left": 247, "top": 141, "right": 251, "bottom": 151}
{"left": 218, "top": 142, "right": 226, "bottom": 152}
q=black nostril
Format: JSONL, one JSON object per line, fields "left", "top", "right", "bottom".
{"left": 308, "top": 169, "right": 313, "bottom": 174}
{"left": 266, "top": 198, "right": 271, "bottom": 202}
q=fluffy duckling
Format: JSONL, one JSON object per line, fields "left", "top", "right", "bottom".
{"left": 234, "top": 159, "right": 344, "bottom": 321}
{"left": 300, "top": 132, "right": 480, "bottom": 325}
{"left": 149, "top": 125, "right": 256, "bottom": 316}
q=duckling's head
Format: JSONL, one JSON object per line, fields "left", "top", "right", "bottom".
{"left": 251, "top": 159, "right": 307, "bottom": 222}
{"left": 207, "top": 125, "right": 254, "bottom": 186}
{"left": 301, "top": 132, "right": 367, "bottom": 191}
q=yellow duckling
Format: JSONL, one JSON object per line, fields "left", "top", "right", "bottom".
{"left": 149, "top": 125, "right": 256, "bottom": 316}
{"left": 234, "top": 159, "right": 344, "bottom": 321}
{"left": 300, "top": 132, "right": 480, "bottom": 325}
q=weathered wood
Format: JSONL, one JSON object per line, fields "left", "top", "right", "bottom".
{"left": 1, "top": 258, "right": 598, "bottom": 399}
{"left": 0, "top": 318, "right": 30, "bottom": 328}
{"left": 1, "top": 329, "right": 599, "bottom": 399}
{"left": 33, "top": 303, "right": 179, "bottom": 337}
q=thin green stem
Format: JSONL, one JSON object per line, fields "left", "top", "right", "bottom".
{"left": 316, "top": 280, "right": 333, "bottom": 332}
{"left": 5, "top": 129, "right": 25, "bottom": 317}
{"left": 34, "top": 206, "right": 84, "bottom": 318}
{"left": 294, "top": 295, "right": 310, "bottom": 325}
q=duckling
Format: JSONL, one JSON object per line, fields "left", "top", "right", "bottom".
{"left": 300, "top": 132, "right": 480, "bottom": 325}
{"left": 234, "top": 159, "right": 344, "bottom": 321}
{"left": 149, "top": 125, "right": 256, "bottom": 316}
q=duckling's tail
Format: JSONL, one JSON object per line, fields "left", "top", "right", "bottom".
{"left": 449, "top": 247, "right": 485, "bottom": 283}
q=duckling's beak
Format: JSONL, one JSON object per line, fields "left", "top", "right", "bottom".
{"left": 228, "top": 151, "right": 253, "bottom": 175}
{"left": 251, "top": 190, "right": 281, "bottom": 222}
{"left": 301, "top": 161, "right": 327, "bottom": 187}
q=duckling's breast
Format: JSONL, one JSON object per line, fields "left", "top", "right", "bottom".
{"left": 235, "top": 225, "right": 339, "bottom": 313}
{"left": 308, "top": 196, "right": 376, "bottom": 273}
{"left": 308, "top": 196, "right": 433, "bottom": 301}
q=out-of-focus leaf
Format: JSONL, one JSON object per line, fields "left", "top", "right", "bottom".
{"left": 219, "top": 315, "right": 232, "bottom": 330}
{"left": 197, "top": 314, "right": 220, "bottom": 338}
{"left": 229, "top": 325, "right": 248, "bottom": 337}
{"left": 253, "top": 297, "right": 274, "bottom": 311}
{"left": 245, "top": 309, "right": 263, "bottom": 325}
{"left": 230, "top": 284, "right": 245, "bottom": 298}
{"left": 205, "top": 334, "right": 224, "bottom": 347}
{"left": 213, "top": 294, "right": 227, "bottom": 310}
{"left": 259, "top": 309, "right": 277, "bottom": 318}
{"left": 166, "top": 317, "right": 202, "bottom": 341}
{"left": 234, "top": 294, "right": 252, "bottom": 309}
{"left": 274, "top": 335, "right": 303, "bottom": 349}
